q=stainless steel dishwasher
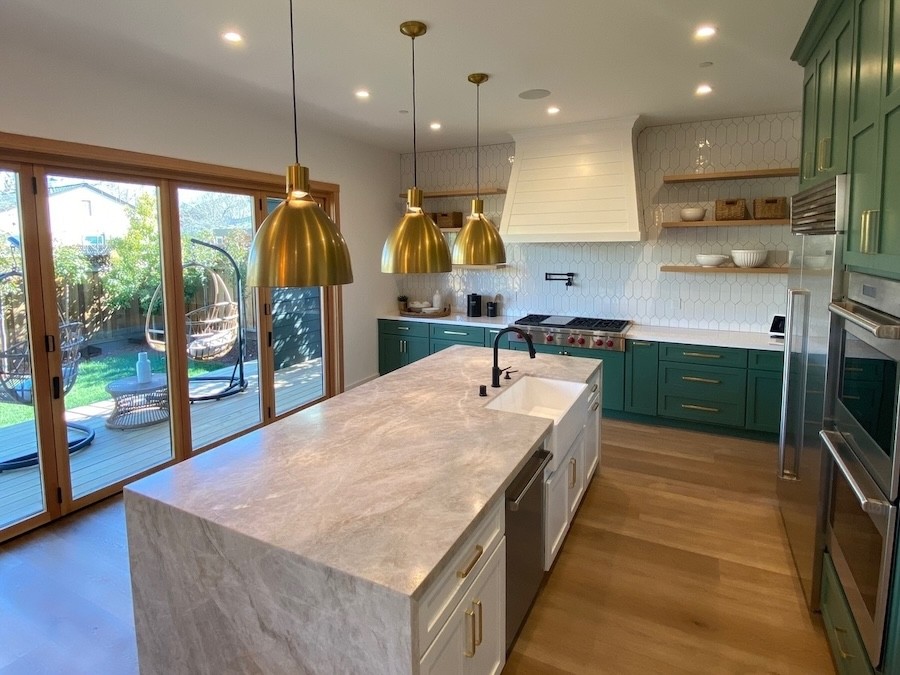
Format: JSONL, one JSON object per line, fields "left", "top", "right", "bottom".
{"left": 505, "top": 447, "right": 552, "bottom": 652}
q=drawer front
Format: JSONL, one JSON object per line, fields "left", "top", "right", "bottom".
{"left": 484, "top": 327, "right": 510, "bottom": 349}
{"left": 658, "top": 393, "right": 745, "bottom": 427}
{"left": 843, "top": 357, "right": 884, "bottom": 382}
{"left": 659, "top": 343, "right": 747, "bottom": 369}
{"left": 658, "top": 362, "right": 747, "bottom": 402}
{"left": 747, "top": 349, "right": 784, "bottom": 373}
{"left": 429, "top": 323, "right": 485, "bottom": 344}
{"left": 378, "top": 319, "right": 429, "bottom": 338}
{"left": 417, "top": 498, "right": 504, "bottom": 657}
{"left": 821, "top": 553, "right": 875, "bottom": 675}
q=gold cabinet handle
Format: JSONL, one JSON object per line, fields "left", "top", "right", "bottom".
{"left": 833, "top": 627, "right": 854, "bottom": 660}
{"left": 473, "top": 599, "right": 483, "bottom": 646}
{"left": 397, "top": 326, "right": 409, "bottom": 330}
{"left": 464, "top": 608, "right": 476, "bottom": 658}
{"left": 682, "top": 375, "right": 721, "bottom": 384}
{"left": 682, "top": 351, "right": 721, "bottom": 359}
{"left": 817, "top": 137, "right": 832, "bottom": 171}
{"left": 591, "top": 383, "right": 599, "bottom": 393}
{"left": 443, "top": 330, "right": 468, "bottom": 336}
{"left": 569, "top": 457, "right": 577, "bottom": 489}
{"left": 456, "top": 545, "right": 484, "bottom": 579}
{"left": 591, "top": 400, "right": 600, "bottom": 411}
{"left": 632, "top": 341, "right": 653, "bottom": 346}
{"left": 682, "top": 403, "right": 719, "bottom": 413}
{"left": 845, "top": 367, "right": 864, "bottom": 372}
{"left": 860, "top": 209, "right": 881, "bottom": 254}
{"left": 842, "top": 394, "right": 860, "bottom": 401}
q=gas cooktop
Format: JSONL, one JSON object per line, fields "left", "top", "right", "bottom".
{"left": 514, "top": 314, "right": 630, "bottom": 333}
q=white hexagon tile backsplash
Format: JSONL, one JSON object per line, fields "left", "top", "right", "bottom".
{"left": 397, "top": 112, "right": 800, "bottom": 332}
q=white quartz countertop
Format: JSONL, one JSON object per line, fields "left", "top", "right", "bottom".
{"left": 126, "top": 346, "right": 599, "bottom": 600}
{"left": 378, "top": 313, "right": 783, "bottom": 352}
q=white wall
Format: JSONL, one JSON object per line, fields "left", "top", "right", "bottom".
{"left": 0, "top": 38, "right": 398, "bottom": 387}
{"left": 398, "top": 112, "right": 801, "bottom": 332}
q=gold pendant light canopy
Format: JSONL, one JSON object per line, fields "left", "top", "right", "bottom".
{"left": 451, "top": 73, "right": 506, "bottom": 266}
{"left": 247, "top": 0, "right": 353, "bottom": 287}
{"left": 382, "top": 21, "right": 451, "bottom": 274}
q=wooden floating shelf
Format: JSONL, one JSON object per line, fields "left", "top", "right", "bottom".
{"left": 397, "top": 187, "right": 507, "bottom": 199}
{"left": 661, "top": 218, "right": 790, "bottom": 228}
{"left": 662, "top": 168, "right": 799, "bottom": 183}
{"left": 660, "top": 265, "right": 789, "bottom": 274}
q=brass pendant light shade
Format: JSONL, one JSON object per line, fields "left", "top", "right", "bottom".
{"left": 451, "top": 73, "right": 506, "bottom": 266}
{"left": 246, "top": 0, "right": 353, "bottom": 287}
{"left": 382, "top": 21, "right": 452, "bottom": 274}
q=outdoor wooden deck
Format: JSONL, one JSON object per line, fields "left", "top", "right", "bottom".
{"left": 0, "top": 359, "right": 324, "bottom": 530}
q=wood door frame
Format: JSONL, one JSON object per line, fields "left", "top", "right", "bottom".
{"left": 0, "top": 133, "right": 348, "bottom": 541}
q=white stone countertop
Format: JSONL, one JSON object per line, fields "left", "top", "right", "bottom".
{"left": 125, "top": 346, "right": 599, "bottom": 601}
{"left": 378, "top": 313, "right": 784, "bottom": 352}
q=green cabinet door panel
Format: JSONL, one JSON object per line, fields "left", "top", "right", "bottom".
{"left": 405, "top": 335, "right": 429, "bottom": 364}
{"left": 658, "top": 343, "right": 747, "bottom": 369}
{"left": 624, "top": 340, "right": 658, "bottom": 416}
{"left": 801, "top": 66, "right": 820, "bottom": 186}
{"left": 845, "top": 122, "right": 880, "bottom": 262}
{"left": 657, "top": 362, "right": 747, "bottom": 402}
{"left": 748, "top": 349, "right": 785, "bottom": 372}
{"left": 378, "top": 326, "right": 429, "bottom": 375}
{"left": 430, "top": 338, "right": 459, "bottom": 354}
{"left": 851, "top": 0, "right": 885, "bottom": 128}
{"left": 746, "top": 370, "right": 784, "bottom": 433}
{"left": 378, "top": 333, "right": 404, "bottom": 375}
{"left": 484, "top": 328, "right": 510, "bottom": 349}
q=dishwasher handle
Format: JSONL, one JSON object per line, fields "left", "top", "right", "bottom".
{"left": 508, "top": 450, "right": 553, "bottom": 511}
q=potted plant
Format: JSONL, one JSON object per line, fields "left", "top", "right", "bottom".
{"left": 397, "top": 295, "right": 408, "bottom": 312}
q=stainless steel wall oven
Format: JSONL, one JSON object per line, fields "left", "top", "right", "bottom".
{"left": 822, "top": 272, "right": 900, "bottom": 667}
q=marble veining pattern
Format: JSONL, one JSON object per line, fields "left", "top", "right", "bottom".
{"left": 126, "top": 347, "right": 598, "bottom": 599}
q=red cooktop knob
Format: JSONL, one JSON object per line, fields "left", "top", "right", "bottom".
{"left": 567, "top": 335, "right": 576, "bottom": 344}
{"left": 546, "top": 334, "right": 554, "bottom": 343}
{"left": 593, "top": 337, "right": 603, "bottom": 346}
{"left": 577, "top": 337, "right": 586, "bottom": 345}
{"left": 606, "top": 339, "right": 614, "bottom": 348}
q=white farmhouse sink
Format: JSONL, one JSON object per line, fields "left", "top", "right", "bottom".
{"left": 486, "top": 376, "right": 589, "bottom": 470}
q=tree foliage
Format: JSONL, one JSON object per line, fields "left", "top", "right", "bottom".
{"left": 102, "top": 192, "right": 161, "bottom": 311}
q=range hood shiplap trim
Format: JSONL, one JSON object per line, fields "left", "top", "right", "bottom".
{"left": 499, "top": 116, "right": 644, "bottom": 243}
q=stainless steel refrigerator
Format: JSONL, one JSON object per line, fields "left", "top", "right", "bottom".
{"left": 778, "top": 175, "right": 846, "bottom": 610}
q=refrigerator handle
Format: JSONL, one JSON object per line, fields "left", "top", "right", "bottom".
{"left": 778, "top": 289, "right": 806, "bottom": 479}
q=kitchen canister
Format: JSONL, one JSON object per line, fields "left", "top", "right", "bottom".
{"left": 467, "top": 293, "right": 482, "bottom": 317}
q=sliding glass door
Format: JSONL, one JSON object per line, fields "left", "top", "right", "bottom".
{"left": 0, "top": 167, "right": 47, "bottom": 530}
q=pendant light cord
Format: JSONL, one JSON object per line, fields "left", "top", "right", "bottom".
{"left": 289, "top": 0, "right": 300, "bottom": 164}
{"left": 411, "top": 35, "right": 418, "bottom": 188}
{"left": 476, "top": 83, "right": 481, "bottom": 200}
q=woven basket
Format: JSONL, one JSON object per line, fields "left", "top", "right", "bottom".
{"left": 715, "top": 198, "right": 749, "bottom": 220}
{"left": 753, "top": 197, "right": 788, "bottom": 219}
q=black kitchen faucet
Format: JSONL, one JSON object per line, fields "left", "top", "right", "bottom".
{"left": 492, "top": 327, "right": 536, "bottom": 387}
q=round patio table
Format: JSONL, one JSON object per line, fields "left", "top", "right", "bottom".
{"left": 105, "top": 374, "right": 169, "bottom": 429}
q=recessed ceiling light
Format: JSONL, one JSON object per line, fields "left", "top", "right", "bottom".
{"left": 519, "top": 89, "right": 551, "bottom": 100}
{"left": 695, "top": 83, "right": 713, "bottom": 96}
{"left": 222, "top": 31, "right": 243, "bottom": 43}
{"left": 430, "top": 122, "right": 442, "bottom": 130}
{"left": 355, "top": 89, "right": 370, "bottom": 99}
{"left": 547, "top": 106, "right": 560, "bottom": 115}
{"left": 695, "top": 25, "right": 717, "bottom": 39}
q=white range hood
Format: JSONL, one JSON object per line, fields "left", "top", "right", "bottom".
{"left": 499, "top": 116, "right": 644, "bottom": 243}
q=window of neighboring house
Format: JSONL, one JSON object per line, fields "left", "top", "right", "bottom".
{"left": 83, "top": 234, "right": 105, "bottom": 246}
{"left": 81, "top": 199, "right": 92, "bottom": 216}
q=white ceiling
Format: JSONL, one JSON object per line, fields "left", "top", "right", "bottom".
{"left": 2, "top": 0, "right": 817, "bottom": 153}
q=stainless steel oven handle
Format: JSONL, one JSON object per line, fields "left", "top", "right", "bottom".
{"left": 828, "top": 301, "right": 900, "bottom": 339}
{"left": 778, "top": 289, "right": 804, "bottom": 478}
{"left": 821, "top": 430, "right": 891, "bottom": 514}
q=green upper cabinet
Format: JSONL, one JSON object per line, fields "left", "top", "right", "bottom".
{"left": 844, "top": 0, "right": 900, "bottom": 278}
{"left": 796, "top": 0, "right": 854, "bottom": 188}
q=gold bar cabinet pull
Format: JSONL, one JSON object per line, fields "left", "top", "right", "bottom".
{"left": 464, "top": 608, "right": 476, "bottom": 657}
{"left": 456, "top": 544, "right": 484, "bottom": 579}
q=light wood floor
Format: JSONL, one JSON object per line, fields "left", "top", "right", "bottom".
{"left": 505, "top": 419, "right": 834, "bottom": 675}
{"left": 0, "top": 420, "right": 834, "bottom": 674}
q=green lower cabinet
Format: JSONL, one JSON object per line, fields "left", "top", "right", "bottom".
{"left": 484, "top": 327, "right": 510, "bottom": 349}
{"left": 624, "top": 340, "right": 658, "bottom": 416}
{"left": 510, "top": 343, "right": 625, "bottom": 411}
{"left": 657, "top": 361, "right": 747, "bottom": 427}
{"left": 745, "top": 370, "right": 784, "bottom": 433}
{"left": 820, "top": 553, "right": 875, "bottom": 675}
{"left": 430, "top": 338, "right": 458, "bottom": 354}
{"left": 378, "top": 333, "right": 429, "bottom": 374}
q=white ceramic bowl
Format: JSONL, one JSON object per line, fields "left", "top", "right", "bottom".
{"left": 680, "top": 207, "right": 706, "bottom": 221}
{"left": 695, "top": 254, "right": 729, "bottom": 267}
{"left": 731, "top": 249, "right": 768, "bottom": 268}
{"left": 407, "top": 300, "right": 431, "bottom": 309}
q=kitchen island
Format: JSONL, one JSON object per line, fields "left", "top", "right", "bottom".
{"left": 124, "top": 345, "right": 600, "bottom": 674}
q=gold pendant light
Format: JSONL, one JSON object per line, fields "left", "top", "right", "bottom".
{"left": 381, "top": 21, "right": 451, "bottom": 274}
{"left": 247, "top": 0, "right": 353, "bottom": 287}
{"left": 451, "top": 73, "right": 506, "bottom": 267}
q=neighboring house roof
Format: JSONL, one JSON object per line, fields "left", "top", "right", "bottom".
{"left": 47, "top": 183, "right": 133, "bottom": 208}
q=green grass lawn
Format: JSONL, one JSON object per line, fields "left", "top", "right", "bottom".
{"left": 0, "top": 351, "right": 223, "bottom": 427}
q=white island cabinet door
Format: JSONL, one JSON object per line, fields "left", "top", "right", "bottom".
{"left": 420, "top": 539, "right": 506, "bottom": 675}
{"left": 544, "top": 461, "right": 570, "bottom": 570}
